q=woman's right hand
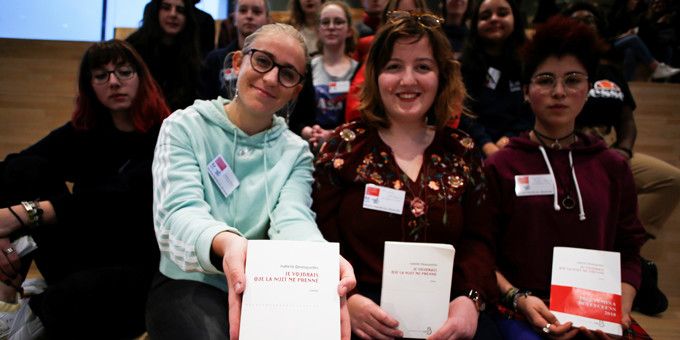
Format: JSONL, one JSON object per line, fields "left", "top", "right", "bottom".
{"left": 347, "top": 293, "right": 403, "bottom": 339}
{"left": 515, "top": 295, "right": 578, "bottom": 339}
{"left": 212, "top": 231, "right": 249, "bottom": 340}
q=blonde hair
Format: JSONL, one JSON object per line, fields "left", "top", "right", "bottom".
{"left": 242, "top": 23, "right": 310, "bottom": 64}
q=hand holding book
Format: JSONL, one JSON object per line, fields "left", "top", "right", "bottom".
{"left": 347, "top": 294, "right": 403, "bottom": 339}
{"left": 427, "top": 295, "right": 480, "bottom": 340}
{"left": 211, "top": 231, "right": 248, "bottom": 340}
{"left": 513, "top": 293, "right": 576, "bottom": 338}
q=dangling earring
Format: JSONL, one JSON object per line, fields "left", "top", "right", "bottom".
{"left": 233, "top": 87, "right": 239, "bottom": 101}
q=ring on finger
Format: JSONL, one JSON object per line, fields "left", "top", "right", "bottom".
{"left": 542, "top": 323, "right": 552, "bottom": 334}
{"left": 2, "top": 247, "right": 15, "bottom": 255}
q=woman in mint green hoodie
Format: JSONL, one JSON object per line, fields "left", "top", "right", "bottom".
{"left": 148, "top": 23, "right": 355, "bottom": 339}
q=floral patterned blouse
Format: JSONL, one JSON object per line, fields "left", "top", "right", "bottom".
{"left": 312, "top": 120, "right": 497, "bottom": 302}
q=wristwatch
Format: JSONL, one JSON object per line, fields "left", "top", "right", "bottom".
{"left": 465, "top": 289, "right": 486, "bottom": 312}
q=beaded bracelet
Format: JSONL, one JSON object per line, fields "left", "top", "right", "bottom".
{"left": 20, "top": 200, "right": 43, "bottom": 227}
{"left": 503, "top": 287, "right": 519, "bottom": 308}
{"left": 512, "top": 289, "right": 532, "bottom": 312}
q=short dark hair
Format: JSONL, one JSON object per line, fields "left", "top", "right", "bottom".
{"left": 521, "top": 16, "right": 602, "bottom": 84}
{"left": 72, "top": 40, "right": 170, "bottom": 133}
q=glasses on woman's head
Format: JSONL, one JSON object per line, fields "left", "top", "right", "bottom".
{"left": 530, "top": 72, "right": 588, "bottom": 94}
{"left": 244, "top": 49, "right": 305, "bottom": 88}
{"left": 91, "top": 66, "right": 136, "bottom": 85}
{"left": 386, "top": 10, "right": 444, "bottom": 29}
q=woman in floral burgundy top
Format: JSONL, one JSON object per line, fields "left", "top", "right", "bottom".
{"left": 312, "top": 11, "right": 498, "bottom": 340}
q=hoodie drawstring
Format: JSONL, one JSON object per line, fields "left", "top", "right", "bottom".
{"left": 538, "top": 146, "right": 586, "bottom": 220}
{"left": 538, "top": 146, "right": 561, "bottom": 212}
{"left": 568, "top": 151, "right": 586, "bottom": 221}
{"left": 263, "top": 130, "right": 275, "bottom": 227}
{"left": 231, "top": 128, "right": 238, "bottom": 227}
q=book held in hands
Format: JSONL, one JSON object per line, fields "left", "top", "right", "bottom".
{"left": 380, "top": 241, "right": 455, "bottom": 339}
{"left": 550, "top": 247, "right": 622, "bottom": 336}
{"left": 239, "top": 240, "right": 340, "bottom": 340}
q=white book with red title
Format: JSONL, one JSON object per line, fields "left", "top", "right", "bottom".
{"left": 380, "top": 241, "right": 455, "bottom": 339}
{"left": 549, "top": 247, "right": 623, "bottom": 336}
{"left": 239, "top": 240, "right": 340, "bottom": 340}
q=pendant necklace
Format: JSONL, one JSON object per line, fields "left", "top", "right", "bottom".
{"left": 533, "top": 129, "right": 576, "bottom": 150}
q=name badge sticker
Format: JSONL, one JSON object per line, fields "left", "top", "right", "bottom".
{"left": 328, "top": 80, "right": 350, "bottom": 94}
{"left": 363, "top": 184, "right": 406, "bottom": 215}
{"left": 485, "top": 67, "right": 501, "bottom": 90}
{"left": 515, "top": 174, "right": 555, "bottom": 196}
{"left": 208, "top": 155, "right": 240, "bottom": 198}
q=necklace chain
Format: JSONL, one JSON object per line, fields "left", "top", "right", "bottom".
{"left": 532, "top": 129, "right": 576, "bottom": 150}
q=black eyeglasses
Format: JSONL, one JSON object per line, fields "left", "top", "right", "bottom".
{"left": 91, "top": 66, "right": 136, "bottom": 85}
{"left": 244, "top": 49, "right": 305, "bottom": 88}
{"left": 386, "top": 10, "right": 444, "bottom": 29}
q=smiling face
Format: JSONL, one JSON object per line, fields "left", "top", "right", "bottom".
{"left": 232, "top": 32, "right": 306, "bottom": 117}
{"left": 318, "top": 4, "right": 351, "bottom": 48}
{"left": 525, "top": 55, "right": 589, "bottom": 133}
{"left": 378, "top": 36, "right": 439, "bottom": 124}
{"left": 91, "top": 62, "right": 140, "bottom": 114}
{"left": 477, "top": 0, "right": 514, "bottom": 45}
{"left": 235, "top": 0, "right": 269, "bottom": 38}
{"left": 158, "top": 0, "right": 187, "bottom": 37}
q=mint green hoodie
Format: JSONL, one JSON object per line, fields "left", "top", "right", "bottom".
{"left": 152, "top": 97, "right": 324, "bottom": 290}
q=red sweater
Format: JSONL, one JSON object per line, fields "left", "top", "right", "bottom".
{"left": 484, "top": 133, "right": 646, "bottom": 298}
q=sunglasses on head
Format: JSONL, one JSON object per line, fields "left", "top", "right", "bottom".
{"left": 386, "top": 10, "right": 444, "bottom": 29}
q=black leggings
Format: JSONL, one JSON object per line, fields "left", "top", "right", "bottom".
{"left": 145, "top": 272, "right": 229, "bottom": 339}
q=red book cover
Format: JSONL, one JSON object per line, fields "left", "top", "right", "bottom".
{"left": 549, "top": 247, "right": 622, "bottom": 336}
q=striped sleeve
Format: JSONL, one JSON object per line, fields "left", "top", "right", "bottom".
{"left": 152, "top": 112, "right": 239, "bottom": 274}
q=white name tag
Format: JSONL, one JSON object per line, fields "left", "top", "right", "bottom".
{"left": 515, "top": 174, "right": 555, "bottom": 196}
{"left": 363, "top": 184, "right": 405, "bottom": 215}
{"left": 328, "top": 80, "right": 350, "bottom": 94}
{"left": 485, "top": 67, "right": 501, "bottom": 90}
{"left": 208, "top": 155, "right": 240, "bottom": 198}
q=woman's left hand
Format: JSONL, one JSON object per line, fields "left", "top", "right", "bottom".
{"left": 427, "top": 295, "right": 479, "bottom": 340}
{"left": 515, "top": 295, "right": 577, "bottom": 338}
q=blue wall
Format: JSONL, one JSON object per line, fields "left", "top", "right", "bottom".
{"left": 0, "top": 0, "right": 227, "bottom": 42}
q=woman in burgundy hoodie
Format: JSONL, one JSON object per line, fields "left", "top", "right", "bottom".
{"left": 484, "top": 17, "right": 648, "bottom": 339}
